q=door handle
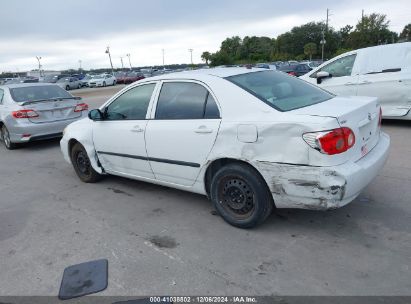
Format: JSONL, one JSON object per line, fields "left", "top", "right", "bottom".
{"left": 344, "top": 82, "right": 356, "bottom": 86}
{"left": 358, "top": 80, "right": 372, "bottom": 85}
{"left": 194, "top": 126, "right": 213, "bottom": 134}
{"left": 130, "top": 125, "right": 144, "bottom": 133}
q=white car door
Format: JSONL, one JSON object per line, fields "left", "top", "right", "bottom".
{"left": 357, "top": 69, "right": 411, "bottom": 117}
{"left": 145, "top": 81, "right": 221, "bottom": 186}
{"left": 93, "top": 82, "right": 158, "bottom": 178}
{"left": 305, "top": 54, "right": 359, "bottom": 96}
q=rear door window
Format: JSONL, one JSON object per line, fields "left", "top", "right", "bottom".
{"left": 0, "top": 89, "right": 4, "bottom": 104}
{"left": 155, "top": 82, "right": 220, "bottom": 119}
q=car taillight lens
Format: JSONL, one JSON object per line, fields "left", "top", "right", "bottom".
{"left": 74, "top": 103, "right": 89, "bottom": 112}
{"left": 288, "top": 71, "right": 297, "bottom": 76}
{"left": 303, "top": 127, "right": 356, "bottom": 155}
{"left": 378, "top": 107, "right": 382, "bottom": 127}
{"left": 11, "top": 109, "right": 39, "bottom": 119}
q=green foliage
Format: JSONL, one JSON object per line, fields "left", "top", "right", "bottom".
{"left": 304, "top": 42, "right": 317, "bottom": 60}
{"left": 399, "top": 24, "right": 411, "bottom": 41}
{"left": 201, "top": 51, "right": 211, "bottom": 65}
{"left": 205, "top": 12, "right": 402, "bottom": 66}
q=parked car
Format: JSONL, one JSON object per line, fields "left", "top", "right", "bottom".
{"left": 80, "top": 75, "right": 92, "bottom": 87}
{"left": 61, "top": 68, "right": 389, "bottom": 228}
{"left": 255, "top": 63, "right": 277, "bottom": 70}
{"left": 279, "top": 63, "right": 312, "bottom": 76}
{"left": 0, "top": 83, "right": 88, "bottom": 149}
{"left": 123, "top": 72, "right": 145, "bottom": 84}
{"left": 301, "top": 42, "right": 411, "bottom": 120}
{"left": 88, "top": 74, "right": 116, "bottom": 87}
{"left": 56, "top": 77, "right": 81, "bottom": 90}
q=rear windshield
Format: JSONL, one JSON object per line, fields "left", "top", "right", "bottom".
{"left": 10, "top": 85, "right": 73, "bottom": 103}
{"left": 226, "top": 71, "right": 333, "bottom": 111}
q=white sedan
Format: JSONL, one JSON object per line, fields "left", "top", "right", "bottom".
{"left": 88, "top": 74, "right": 116, "bottom": 87}
{"left": 61, "top": 68, "right": 390, "bottom": 228}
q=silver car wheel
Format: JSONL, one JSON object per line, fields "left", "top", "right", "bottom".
{"left": 1, "top": 126, "right": 13, "bottom": 149}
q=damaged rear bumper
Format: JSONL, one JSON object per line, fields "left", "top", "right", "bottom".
{"left": 255, "top": 132, "right": 390, "bottom": 210}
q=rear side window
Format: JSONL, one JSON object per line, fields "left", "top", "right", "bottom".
{"left": 9, "top": 85, "right": 72, "bottom": 102}
{"left": 0, "top": 89, "right": 4, "bottom": 104}
{"left": 155, "top": 82, "right": 220, "bottom": 119}
{"left": 227, "top": 71, "right": 333, "bottom": 112}
{"left": 105, "top": 83, "right": 155, "bottom": 120}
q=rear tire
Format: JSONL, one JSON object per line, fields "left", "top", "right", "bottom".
{"left": 103, "top": 81, "right": 106, "bottom": 87}
{"left": 113, "top": 81, "right": 116, "bottom": 86}
{"left": 70, "top": 143, "right": 103, "bottom": 183}
{"left": 210, "top": 163, "right": 274, "bottom": 228}
{"left": 65, "top": 85, "right": 70, "bottom": 90}
{"left": 1, "top": 125, "right": 18, "bottom": 150}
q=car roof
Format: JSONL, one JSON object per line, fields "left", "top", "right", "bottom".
{"left": 147, "top": 67, "right": 266, "bottom": 81}
{"left": 0, "top": 83, "right": 58, "bottom": 89}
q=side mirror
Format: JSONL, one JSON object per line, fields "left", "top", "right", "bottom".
{"left": 316, "top": 71, "right": 331, "bottom": 84}
{"left": 88, "top": 109, "right": 104, "bottom": 121}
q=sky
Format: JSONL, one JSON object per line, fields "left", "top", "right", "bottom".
{"left": 0, "top": 0, "right": 409, "bottom": 73}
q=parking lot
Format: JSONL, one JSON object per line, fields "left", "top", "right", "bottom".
{"left": 0, "top": 86, "right": 410, "bottom": 296}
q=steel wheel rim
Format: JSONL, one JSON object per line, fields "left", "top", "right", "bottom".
{"left": 76, "top": 151, "right": 90, "bottom": 175}
{"left": 2, "top": 128, "right": 11, "bottom": 148}
{"left": 218, "top": 175, "right": 255, "bottom": 219}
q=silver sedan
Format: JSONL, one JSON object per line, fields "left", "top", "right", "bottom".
{"left": 0, "top": 83, "right": 89, "bottom": 150}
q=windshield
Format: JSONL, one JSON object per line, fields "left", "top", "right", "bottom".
{"left": 226, "top": 70, "right": 333, "bottom": 111}
{"left": 10, "top": 85, "right": 73, "bottom": 102}
{"left": 57, "top": 78, "right": 70, "bottom": 83}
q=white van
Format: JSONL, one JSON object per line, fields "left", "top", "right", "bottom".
{"left": 301, "top": 43, "right": 411, "bottom": 120}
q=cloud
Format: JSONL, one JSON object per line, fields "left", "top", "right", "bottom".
{"left": 0, "top": 0, "right": 409, "bottom": 72}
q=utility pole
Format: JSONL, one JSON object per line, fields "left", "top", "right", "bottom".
{"left": 321, "top": 9, "right": 330, "bottom": 62}
{"left": 188, "top": 48, "right": 193, "bottom": 65}
{"left": 120, "top": 57, "right": 124, "bottom": 69}
{"left": 126, "top": 53, "right": 132, "bottom": 70}
{"left": 78, "top": 60, "right": 82, "bottom": 71}
{"left": 35, "top": 56, "right": 42, "bottom": 77}
{"left": 105, "top": 46, "right": 114, "bottom": 74}
{"left": 162, "top": 49, "right": 165, "bottom": 69}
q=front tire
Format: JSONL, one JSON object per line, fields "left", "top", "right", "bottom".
{"left": 65, "top": 85, "right": 70, "bottom": 91}
{"left": 210, "top": 163, "right": 274, "bottom": 228}
{"left": 1, "top": 125, "right": 17, "bottom": 150}
{"left": 113, "top": 80, "right": 116, "bottom": 86}
{"left": 103, "top": 81, "right": 106, "bottom": 87}
{"left": 70, "top": 143, "right": 103, "bottom": 183}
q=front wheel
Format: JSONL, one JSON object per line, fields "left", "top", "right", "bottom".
{"left": 65, "top": 85, "right": 70, "bottom": 90}
{"left": 1, "top": 125, "right": 17, "bottom": 150}
{"left": 210, "top": 163, "right": 274, "bottom": 228}
{"left": 70, "top": 143, "right": 103, "bottom": 183}
{"left": 113, "top": 81, "right": 116, "bottom": 86}
{"left": 103, "top": 81, "right": 106, "bottom": 87}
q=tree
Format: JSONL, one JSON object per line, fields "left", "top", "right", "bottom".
{"left": 304, "top": 42, "right": 317, "bottom": 60}
{"left": 347, "top": 13, "right": 397, "bottom": 48}
{"left": 201, "top": 51, "right": 211, "bottom": 65}
{"left": 399, "top": 23, "right": 411, "bottom": 41}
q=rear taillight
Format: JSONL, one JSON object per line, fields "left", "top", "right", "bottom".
{"left": 378, "top": 107, "right": 382, "bottom": 127}
{"left": 303, "top": 127, "right": 356, "bottom": 155}
{"left": 288, "top": 71, "right": 297, "bottom": 76}
{"left": 74, "top": 103, "right": 89, "bottom": 112}
{"left": 11, "top": 109, "right": 39, "bottom": 119}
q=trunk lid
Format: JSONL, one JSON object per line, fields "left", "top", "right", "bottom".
{"left": 293, "top": 96, "right": 381, "bottom": 162}
{"left": 21, "top": 99, "right": 82, "bottom": 123}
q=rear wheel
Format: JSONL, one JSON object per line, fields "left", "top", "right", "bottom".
{"left": 1, "top": 125, "right": 17, "bottom": 150}
{"left": 210, "top": 163, "right": 274, "bottom": 228}
{"left": 70, "top": 143, "right": 103, "bottom": 183}
{"left": 113, "top": 80, "right": 116, "bottom": 86}
{"left": 103, "top": 81, "right": 106, "bottom": 87}
{"left": 65, "top": 85, "right": 70, "bottom": 90}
